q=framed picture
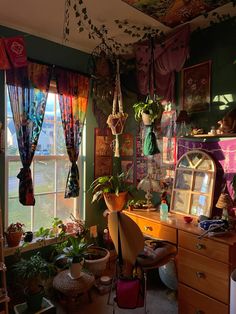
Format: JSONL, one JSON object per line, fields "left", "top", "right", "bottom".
{"left": 94, "top": 128, "right": 113, "bottom": 179}
{"left": 121, "top": 160, "right": 134, "bottom": 184}
{"left": 120, "top": 133, "right": 134, "bottom": 157}
{"left": 182, "top": 60, "right": 211, "bottom": 113}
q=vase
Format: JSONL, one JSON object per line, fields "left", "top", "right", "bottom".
{"left": 69, "top": 260, "right": 83, "bottom": 279}
{"left": 103, "top": 191, "right": 128, "bottom": 212}
{"left": 5, "top": 231, "right": 23, "bottom": 247}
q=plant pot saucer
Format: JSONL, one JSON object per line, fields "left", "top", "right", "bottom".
{"left": 68, "top": 272, "right": 82, "bottom": 280}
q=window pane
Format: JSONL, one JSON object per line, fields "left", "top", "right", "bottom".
{"left": 57, "top": 160, "right": 70, "bottom": 191}
{"left": 37, "top": 121, "right": 54, "bottom": 155}
{"left": 56, "top": 122, "right": 66, "bottom": 155}
{"left": 8, "top": 161, "right": 21, "bottom": 198}
{"left": 34, "top": 194, "right": 54, "bottom": 230}
{"left": 7, "top": 118, "right": 19, "bottom": 156}
{"left": 34, "top": 160, "right": 55, "bottom": 193}
{"left": 56, "top": 193, "right": 74, "bottom": 222}
{"left": 8, "top": 198, "right": 31, "bottom": 231}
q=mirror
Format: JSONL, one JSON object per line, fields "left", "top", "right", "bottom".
{"left": 170, "top": 150, "right": 216, "bottom": 217}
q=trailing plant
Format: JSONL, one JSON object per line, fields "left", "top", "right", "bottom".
{"left": 133, "top": 96, "right": 163, "bottom": 123}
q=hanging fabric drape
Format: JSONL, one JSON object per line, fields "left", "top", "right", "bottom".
{"left": 55, "top": 68, "right": 90, "bottom": 198}
{"left": 135, "top": 24, "right": 190, "bottom": 102}
{"left": 6, "top": 62, "right": 52, "bottom": 205}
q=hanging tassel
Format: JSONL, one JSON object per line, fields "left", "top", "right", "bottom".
{"left": 143, "top": 125, "right": 160, "bottom": 156}
{"left": 114, "top": 134, "right": 120, "bottom": 157}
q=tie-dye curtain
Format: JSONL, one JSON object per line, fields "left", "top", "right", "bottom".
{"left": 55, "top": 68, "right": 90, "bottom": 198}
{"left": 6, "top": 62, "right": 52, "bottom": 205}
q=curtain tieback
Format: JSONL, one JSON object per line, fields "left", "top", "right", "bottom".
{"left": 17, "top": 167, "right": 31, "bottom": 180}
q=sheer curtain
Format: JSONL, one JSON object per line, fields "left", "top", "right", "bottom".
{"left": 55, "top": 67, "right": 90, "bottom": 198}
{"left": 6, "top": 62, "right": 52, "bottom": 205}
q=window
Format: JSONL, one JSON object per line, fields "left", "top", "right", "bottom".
{"left": 5, "top": 87, "right": 85, "bottom": 231}
{"left": 170, "top": 150, "right": 216, "bottom": 217}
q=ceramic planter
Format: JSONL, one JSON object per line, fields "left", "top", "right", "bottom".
{"left": 142, "top": 112, "right": 153, "bottom": 126}
{"left": 69, "top": 260, "right": 84, "bottom": 279}
{"left": 5, "top": 231, "right": 23, "bottom": 247}
{"left": 103, "top": 191, "right": 128, "bottom": 212}
{"left": 84, "top": 246, "right": 110, "bottom": 277}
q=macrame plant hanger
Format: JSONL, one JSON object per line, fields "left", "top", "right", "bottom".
{"left": 143, "top": 38, "right": 160, "bottom": 156}
{"left": 107, "top": 59, "right": 128, "bottom": 157}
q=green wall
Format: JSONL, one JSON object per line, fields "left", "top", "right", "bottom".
{"left": 180, "top": 17, "right": 236, "bottom": 130}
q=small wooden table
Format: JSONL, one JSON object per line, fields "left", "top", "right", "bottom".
{"left": 53, "top": 269, "right": 95, "bottom": 303}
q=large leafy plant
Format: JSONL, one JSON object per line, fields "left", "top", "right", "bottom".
{"left": 13, "top": 252, "right": 56, "bottom": 294}
{"left": 89, "top": 172, "right": 134, "bottom": 203}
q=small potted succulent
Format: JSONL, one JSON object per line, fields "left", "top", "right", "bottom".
{"left": 5, "top": 222, "right": 25, "bottom": 247}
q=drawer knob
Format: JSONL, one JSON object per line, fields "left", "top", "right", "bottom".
{"left": 196, "top": 271, "right": 205, "bottom": 279}
{"left": 196, "top": 243, "right": 205, "bottom": 250}
{"left": 144, "top": 226, "right": 152, "bottom": 231}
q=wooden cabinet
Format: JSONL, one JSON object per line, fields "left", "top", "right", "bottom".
{"left": 124, "top": 211, "right": 236, "bottom": 314}
{"left": 178, "top": 229, "right": 234, "bottom": 313}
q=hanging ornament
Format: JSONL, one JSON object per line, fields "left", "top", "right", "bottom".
{"left": 107, "top": 59, "right": 128, "bottom": 157}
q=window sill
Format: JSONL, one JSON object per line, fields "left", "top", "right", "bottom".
{"left": 4, "top": 234, "right": 72, "bottom": 257}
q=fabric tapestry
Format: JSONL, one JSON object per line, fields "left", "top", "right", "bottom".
{"left": 135, "top": 24, "right": 190, "bottom": 102}
{"left": 55, "top": 67, "right": 90, "bottom": 198}
{"left": 6, "top": 62, "right": 52, "bottom": 205}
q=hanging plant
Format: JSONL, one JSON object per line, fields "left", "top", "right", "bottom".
{"left": 107, "top": 59, "right": 128, "bottom": 157}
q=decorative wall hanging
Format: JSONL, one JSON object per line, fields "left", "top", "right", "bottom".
{"left": 181, "top": 60, "right": 211, "bottom": 113}
{"left": 4, "top": 36, "right": 27, "bottom": 68}
{"left": 94, "top": 128, "right": 113, "bottom": 179}
{"left": 107, "top": 59, "right": 128, "bottom": 157}
{"left": 120, "top": 133, "right": 134, "bottom": 157}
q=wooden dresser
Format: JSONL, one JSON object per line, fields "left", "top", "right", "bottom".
{"left": 125, "top": 210, "right": 236, "bottom": 314}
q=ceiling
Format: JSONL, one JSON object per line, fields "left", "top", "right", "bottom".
{"left": 0, "top": 0, "right": 236, "bottom": 55}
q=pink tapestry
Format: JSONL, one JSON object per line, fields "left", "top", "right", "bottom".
{"left": 135, "top": 25, "right": 190, "bottom": 102}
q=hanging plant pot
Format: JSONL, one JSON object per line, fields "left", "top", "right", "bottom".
{"left": 107, "top": 113, "right": 128, "bottom": 135}
{"left": 142, "top": 112, "right": 153, "bottom": 126}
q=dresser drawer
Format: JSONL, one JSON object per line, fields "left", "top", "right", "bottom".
{"left": 137, "top": 217, "right": 177, "bottom": 244}
{"left": 179, "top": 230, "right": 229, "bottom": 263}
{"left": 178, "top": 283, "right": 228, "bottom": 314}
{"left": 178, "top": 247, "right": 229, "bottom": 303}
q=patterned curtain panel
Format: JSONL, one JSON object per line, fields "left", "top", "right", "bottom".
{"left": 55, "top": 67, "right": 90, "bottom": 198}
{"left": 6, "top": 62, "right": 52, "bottom": 205}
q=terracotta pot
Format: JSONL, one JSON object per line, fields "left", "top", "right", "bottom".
{"left": 84, "top": 247, "right": 110, "bottom": 277}
{"left": 5, "top": 231, "right": 23, "bottom": 247}
{"left": 103, "top": 191, "right": 128, "bottom": 212}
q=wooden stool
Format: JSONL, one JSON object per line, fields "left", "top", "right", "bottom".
{"left": 53, "top": 270, "right": 95, "bottom": 303}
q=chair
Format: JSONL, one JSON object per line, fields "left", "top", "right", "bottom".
{"left": 107, "top": 211, "right": 177, "bottom": 313}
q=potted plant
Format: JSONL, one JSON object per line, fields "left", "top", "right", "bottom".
{"left": 13, "top": 252, "right": 56, "bottom": 312}
{"left": 55, "top": 235, "right": 91, "bottom": 279}
{"left": 133, "top": 96, "right": 163, "bottom": 125}
{"left": 5, "top": 222, "right": 25, "bottom": 247}
{"left": 89, "top": 172, "right": 134, "bottom": 212}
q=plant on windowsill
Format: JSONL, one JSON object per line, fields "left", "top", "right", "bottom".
{"left": 89, "top": 172, "right": 135, "bottom": 212}
{"left": 5, "top": 222, "right": 25, "bottom": 247}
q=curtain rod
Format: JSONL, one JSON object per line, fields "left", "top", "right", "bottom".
{"left": 28, "top": 57, "right": 92, "bottom": 79}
